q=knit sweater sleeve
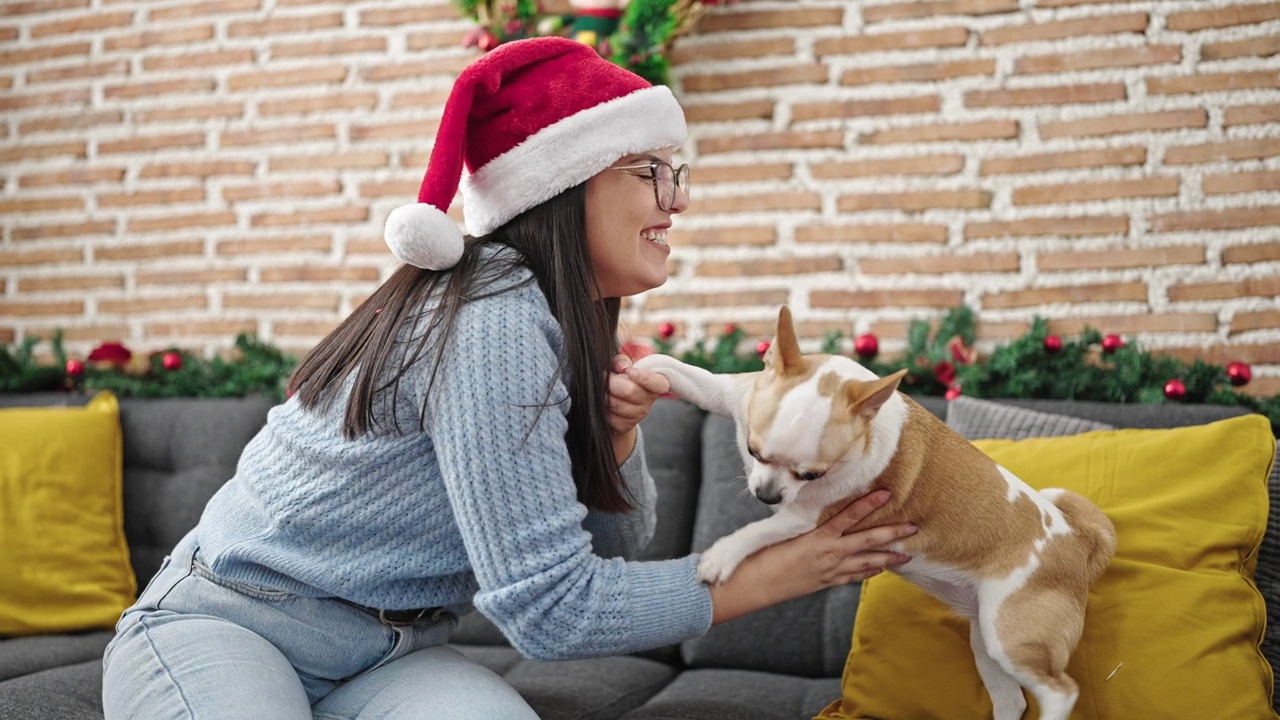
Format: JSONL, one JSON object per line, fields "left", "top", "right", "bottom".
{"left": 581, "top": 429, "right": 657, "bottom": 560}
{"left": 422, "top": 290, "right": 712, "bottom": 660}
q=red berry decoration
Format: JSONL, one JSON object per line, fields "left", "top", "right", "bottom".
{"left": 934, "top": 361, "right": 956, "bottom": 386}
{"left": 1164, "top": 379, "right": 1186, "bottom": 400}
{"left": 854, "top": 333, "right": 879, "bottom": 359}
{"left": 756, "top": 340, "right": 771, "bottom": 357}
{"left": 944, "top": 386, "right": 962, "bottom": 400}
{"left": 1102, "top": 334, "right": 1125, "bottom": 353}
{"left": 65, "top": 359, "right": 84, "bottom": 377}
{"left": 1044, "top": 335, "right": 1063, "bottom": 353}
{"left": 658, "top": 321, "right": 675, "bottom": 340}
{"left": 162, "top": 351, "right": 183, "bottom": 371}
{"left": 1227, "top": 361, "right": 1252, "bottom": 387}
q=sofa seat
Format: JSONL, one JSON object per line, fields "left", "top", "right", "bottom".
{"left": 619, "top": 669, "right": 841, "bottom": 720}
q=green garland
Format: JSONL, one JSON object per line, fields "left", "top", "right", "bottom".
{"left": 0, "top": 333, "right": 295, "bottom": 402}
{"left": 3, "top": 308, "right": 1274, "bottom": 433}
{"left": 453, "top": 0, "right": 722, "bottom": 85}
{"left": 653, "top": 306, "right": 1280, "bottom": 435}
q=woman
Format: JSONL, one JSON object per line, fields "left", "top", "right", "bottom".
{"left": 102, "top": 37, "right": 917, "bottom": 719}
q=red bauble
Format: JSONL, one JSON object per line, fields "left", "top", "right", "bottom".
{"left": 944, "top": 386, "right": 962, "bottom": 400}
{"left": 162, "top": 352, "right": 183, "bottom": 371}
{"left": 854, "top": 333, "right": 879, "bottom": 359}
{"left": 477, "top": 29, "right": 499, "bottom": 52}
{"left": 658, "top": 321, "right": 675, "bottom": 340}
{"left": 65, "top": 359, "right": 84, "bottom": 377}
{"left": 1102, "top": 334, "right": 1125, "bottom": 353}
{"left": 756, "top": 340, "right": 771, "bottom": 356}
{"left": 1227, "top": 361, "right": 1252, "bottom": 387}
{"left": 723, "top": 323, "right": 738, "bottom": 336}
{"left": 934, "top": 361, "right": 956, "bottom": 386}
{"left": 1164, "top": 379, "right": 1186, "bottom": 400}
{"left": 1043, "top": 335, "right": 1063, "bottom": 353}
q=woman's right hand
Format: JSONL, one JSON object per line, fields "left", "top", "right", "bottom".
{"left": 707, "top": 489, "right": 917, "bottom": 625}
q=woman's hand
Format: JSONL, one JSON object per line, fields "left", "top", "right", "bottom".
{"left": 707, "top": 489, "right": 917, "bottom": 625}
{"left": 607, "top": 353, "right": 671, "bottom": 463}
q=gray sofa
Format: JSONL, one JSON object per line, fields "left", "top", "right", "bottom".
{"left": 0, "top": 392, "right": 1267, "bottom": 720}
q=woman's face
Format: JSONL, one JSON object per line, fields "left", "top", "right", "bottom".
{"left": 584, "top": 148, "right": 688, "bottom": 299}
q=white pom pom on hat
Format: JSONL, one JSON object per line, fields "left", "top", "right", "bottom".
{"left": 384, "top": 36, "right": 686, "bottom": 269}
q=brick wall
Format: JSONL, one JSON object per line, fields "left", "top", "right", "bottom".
{"left": 3, "top": 1, "right": 1279, "bottom": 394}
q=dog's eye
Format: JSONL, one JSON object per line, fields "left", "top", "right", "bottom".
{"left": 747, "top": 446, "right": 763, "bottom": 461}
{"left": 796, "top": 470, "right": 825, "bottom": 481}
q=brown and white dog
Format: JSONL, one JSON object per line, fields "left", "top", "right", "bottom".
{"left": 634, "top": 306, "right": 1116, "bottom": 720}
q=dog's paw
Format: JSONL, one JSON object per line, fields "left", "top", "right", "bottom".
{"left": 696, "top": 540, "right": 745, "bottom": 585}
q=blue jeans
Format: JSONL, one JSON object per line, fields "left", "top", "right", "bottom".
{"left": 102, "top": 531, "right": 539, "bottom": 719}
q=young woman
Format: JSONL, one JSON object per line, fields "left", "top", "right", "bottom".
{"left": 102, "top": 37, "right": 917, "bottom": 719}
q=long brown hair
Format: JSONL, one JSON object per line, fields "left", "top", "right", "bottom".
{"left": 288, "top": 182, "right": 632, "bottom": 512}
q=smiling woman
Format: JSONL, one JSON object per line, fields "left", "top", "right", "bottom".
{"left": 100, "top": 36, "right": 913, "bottom": 720}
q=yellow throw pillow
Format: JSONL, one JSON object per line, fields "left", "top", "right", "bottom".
{"left": 0, "top": 392, "right": 136, "bottom": 636}
{"left": 818, "top": 414, "right": 1277, "bottom": 720}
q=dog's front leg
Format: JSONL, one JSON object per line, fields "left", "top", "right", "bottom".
{"left": 698, "top": 510, "right": 816, "bottom": 585}
{"left": 633, "top": 354, "right": 753, "bottom": 418}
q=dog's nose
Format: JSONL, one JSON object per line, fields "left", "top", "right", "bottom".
{"left": 755, "top": 491, "right": 782, "bottom": 505}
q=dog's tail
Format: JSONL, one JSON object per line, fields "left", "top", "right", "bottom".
{"left": 1044, "top": 489, "right": 1117, "bottom": 585}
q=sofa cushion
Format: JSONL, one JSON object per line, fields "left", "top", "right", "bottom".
{"left": 1, "top": 392, "right": 135, "bottom": 636}
{"left": 824, "top": 414, "right": 1276, "bottom": 720}
{"left": 0, "top": 659, "right": 104, "bottom": 720}
{"left": 946, "top": 395, "right": 1113, "bottom": 440}
{"left": 0, "top": 632, "right": 112, "bottom": 682}
{"left": 620, "top": 668, "right": 841, "bottom": 720}
{"left": 455, "top": 645, "right": 677, "bottom": 720}
{"left": 679, "top": 414, "right": 860, "bottom": 678}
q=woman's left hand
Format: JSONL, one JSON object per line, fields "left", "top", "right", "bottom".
{"left": 607, "top": 353, "right": 671, "bottom": 462}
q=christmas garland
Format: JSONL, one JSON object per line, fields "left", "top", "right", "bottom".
{"left": 3, "top": 307, "right": 1276, "bottom": 433}
{"left": 0, "top": 333, "right": 295, "bottom": 402}
{"left": 453, "top": 0, "right": 730, "bottom": 85}
{"left": 636, "top": 306, "right": 1279, "bottom": 434}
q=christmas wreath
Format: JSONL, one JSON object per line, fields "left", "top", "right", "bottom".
{"left": 453, "top": 0, "right": 731, "bottom": 84}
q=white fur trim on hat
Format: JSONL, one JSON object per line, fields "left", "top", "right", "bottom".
{"left": 384, "top": 202, "right": 465, "bottom": 270}
{"left": 460, "top": 85, "right": 686, "bottom": 237}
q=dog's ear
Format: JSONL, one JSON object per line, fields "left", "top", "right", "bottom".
{"left": 768, "top": 305, "right": 805, "bottom": 377}
{"left": 844, "top": 369, "right": 907, "bottom": 419}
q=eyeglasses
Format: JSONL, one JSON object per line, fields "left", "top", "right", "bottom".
{"left": 607, "top": 161, "right": 691, "bottom": 212}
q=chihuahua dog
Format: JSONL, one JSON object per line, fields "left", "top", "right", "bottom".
{"left": 635, "top": 306, "right": 1116, "bottom": 720}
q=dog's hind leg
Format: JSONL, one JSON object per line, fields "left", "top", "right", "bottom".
{"left": 979, "top": 589, "right": 1084, "bottom": 720}
{"left": 968, "top": 620, "right": 1027, "bottom": 720}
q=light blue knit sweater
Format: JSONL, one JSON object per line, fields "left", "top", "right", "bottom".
{"left": 195, "top": 252, "right": 713, "bottom": 660}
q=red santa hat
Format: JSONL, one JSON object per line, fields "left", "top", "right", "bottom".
{"left": 385, "top": 37, "right": 687, "bottom": 270}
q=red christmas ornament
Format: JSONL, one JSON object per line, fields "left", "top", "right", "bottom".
{"left": 756, "top": 340, "right": 771, "bottom": 357}
{"left": 934, "top": 361, "right": 956, "bottom": 386}
{"left": 1164, "top": 379, "right": 1186, "bottom": 400}
{"left": 65, "top": 359, "right": 84, "bottom": 377}
{"left": 658, "top": 321, "right": 675, "bottom": 340}
{"left": 854, "top": 333, "right": 879, "bottom": 359}
{"left": 944, "top": 386, "right": 962, "bottom": 400}
{"left": 948, "top": 336, "right": 976, "bottom": 365}
{"left": 162, "top": 352, "right": 183, "bottom": 371}
{"left": 477, "top": 29, "right": 499, "bottom": 52}
{"left": 1043, "top": 335, "right": 1063, "bottom": 353}
{"left": 88, "top": 341, "right": 132, "bottom": 366}
{"left": 1102, "top": 334, "right": 1125, "bottom": 353}
{"left": 1227, "top": 361, "right": 1252, "bottom": 387}
{"left": 723, "top": 323, "right": 738, "bottom": 336}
